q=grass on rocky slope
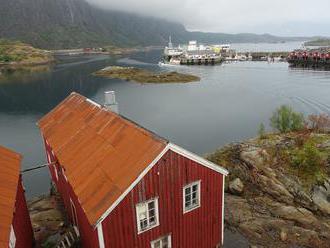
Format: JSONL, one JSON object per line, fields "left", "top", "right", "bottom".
{"left": 207, "top": 132, "right": 330, "bottom": 191}
{"left": 0, "top": 39, "right": 53, "bottom": 64}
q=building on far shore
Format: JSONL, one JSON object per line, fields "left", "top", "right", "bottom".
{"left": 38, "top": 92, "right": 228, "bottom": 248}
{"left": 0, "top": 146, "right": 34, "bottom": 248}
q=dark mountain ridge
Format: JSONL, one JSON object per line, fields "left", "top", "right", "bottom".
{"left": 0, "top": 0, "right": 307, "bottom": 49}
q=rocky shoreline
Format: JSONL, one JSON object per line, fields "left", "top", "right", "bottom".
{"left": 207, "top": 132, "right": 330, "bottom": 248}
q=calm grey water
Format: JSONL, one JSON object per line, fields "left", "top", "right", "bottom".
{"left": 1, "top": 42, "right": 330, "bottom": 247}
{"left": 1, "top": 43, "right": 330, "bottom": 198}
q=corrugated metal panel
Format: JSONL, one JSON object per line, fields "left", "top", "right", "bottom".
{"left": 38, "top": 92, "right": 168, "bottom": 226}
{"left": 101, "top": 150, "right": 224, "bottom": 248}
{"left": 0, "top": 146, "right": 21, "bottom": 247}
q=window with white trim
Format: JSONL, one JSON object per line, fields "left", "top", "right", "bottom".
{"left": 183, "top": 181, "right": 201, "bottom": 213}
{"left": 151, "top": 235, "right": 171, "bottom": 248}
{"left": 136, "top": 198, "right": 159, "bottom": 233}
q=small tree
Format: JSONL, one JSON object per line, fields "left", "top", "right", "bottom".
{"left": 258, "top": 122, "right": 266, "bottom": 139}
{"left": 270, "top": 105, "right": 304, "bottom": 133}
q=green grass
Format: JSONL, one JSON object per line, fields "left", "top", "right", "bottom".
{"left": 0, "top": 39, "right": 53, "bottom": 64}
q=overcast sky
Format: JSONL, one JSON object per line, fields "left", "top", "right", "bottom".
{"left": 87, "top": 0, "right": 330, "bottom": 36}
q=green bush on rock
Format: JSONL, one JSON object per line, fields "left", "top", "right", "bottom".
{"left": 270, "top": 105, "right": 304, "bottom": 133}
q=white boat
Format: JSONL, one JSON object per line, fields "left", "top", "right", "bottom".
{"left": 158, "top": 61, "right": 179, "bottom": 67}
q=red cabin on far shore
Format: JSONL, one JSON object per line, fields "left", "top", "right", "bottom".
{"left": 0, "top": 146, "right": 34, "bottom": 248}
{"left": 38, "top": 92, "right": 228, "bottom": 248}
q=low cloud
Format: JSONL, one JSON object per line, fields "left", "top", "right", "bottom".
{"left": 87, "top": 0, "right": 330, "bottom": 36}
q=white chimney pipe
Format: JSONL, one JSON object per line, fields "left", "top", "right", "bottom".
{"left": 104, "top": 91, "right": 118, "bottom": 113}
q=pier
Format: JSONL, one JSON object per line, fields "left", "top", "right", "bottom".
{"left": 179, "top": 57, "right": 223, "bottom": 65}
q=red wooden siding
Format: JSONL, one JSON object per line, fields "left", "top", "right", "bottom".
{"left": 44, "top": 138, "right": 100, "bottom": 248}
{"left": 44, "top": 138, "right": 224, "bottom": 248}
{"left": 12, "top": 176, "right": 34, "bottom": 248}
{"left": 101, "top": 150, "right": 224, "bottom": 248}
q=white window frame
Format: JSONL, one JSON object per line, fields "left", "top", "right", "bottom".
{"left": 183, "top": 180, "right": 201, "bottom": 213}
{"left": 9, "top": 225, "right": 16, "bottom": 248}
{"left": 151, "top": 234, "right": 172, "bottom": 248}
{"left": 46, "top": 150, "right": 58, "bottom": 181}
{"left": 136, "top": 198, "right": 159, "bottom": 234}
{"left": 53, "top": 163, "right": 59, "bottom": 181}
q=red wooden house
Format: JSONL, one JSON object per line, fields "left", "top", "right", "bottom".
{"left": 0, "top": 146, "right": 34, "bottom": 248}
{"left": 38, "top": 92, "right": 228, "bottom": 248}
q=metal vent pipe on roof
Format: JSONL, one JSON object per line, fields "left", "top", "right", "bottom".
{"left": 104, "top": 91, "right": 118, "bottom": 113}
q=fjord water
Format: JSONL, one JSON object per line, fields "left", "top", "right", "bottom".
{"left": 1, "top": 43, "right": 330, "bottom": 199}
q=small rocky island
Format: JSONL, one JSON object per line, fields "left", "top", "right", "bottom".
{"left": 207, "top": 110, "right": 330, "bottom": 248}
{"left": 0, "top": 40, "right": 54, "bottom": 69}
{"left": 93, "top": 66, "right": 200, "bottom": 83}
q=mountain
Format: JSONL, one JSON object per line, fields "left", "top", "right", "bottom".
{"left": 0, "top": 0, "right": 306, "bottom": 49}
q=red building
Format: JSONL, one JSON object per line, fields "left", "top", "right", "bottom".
{"left": 0, "top": 146, "right": 34, "bottom": 248}
{"left": 38, "top": 92, "right": 228, "bottom": 248}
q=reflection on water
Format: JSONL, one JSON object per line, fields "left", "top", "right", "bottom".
{"left": 0, "top": 55, "right": 116, "bottom": 113}
{"left": 0, "top": 46, "right": 330, "bottom": 201}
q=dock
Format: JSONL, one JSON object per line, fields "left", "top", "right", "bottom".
{"left": 179, "top": 57, "right": 223, "bottom": 65}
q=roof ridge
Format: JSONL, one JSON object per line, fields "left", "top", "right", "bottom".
{"left": 80, "top": 92, "right": 168, "bottom": 144}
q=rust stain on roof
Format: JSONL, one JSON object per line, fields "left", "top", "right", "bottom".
{"left": 38, "top": 92, "right": 168, "bottom": 226}
{"left": 0, "top": 146, "right": 21, "bottom": 247}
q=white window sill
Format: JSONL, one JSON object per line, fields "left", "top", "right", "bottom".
{"left": 137, "top": 222, "right": 159, "bottom": 235}
{"left": 183, "top": 204, "right": 200, "bottom": 214}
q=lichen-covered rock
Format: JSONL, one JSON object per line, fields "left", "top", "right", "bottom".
{"left": 268, "top": 204, "right": 318, "bottom": 227}
{"left": 312, "top": 179, "right": 330, "bottom": 215}
{"left": 207, "top": 132, "right": 330, "bottom": 248}
{"left": 229, "top": 178, "right": 244, "bottom": 195}
{"left": 240, "top": 147, "right": 269, "bottom": 170}
{"left": 225, "top": 195, "right": 253, "bottom": 225}
{"left": 256, "top": 175, "right": 294, "bottom": 204}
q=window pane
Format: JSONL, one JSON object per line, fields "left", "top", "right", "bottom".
{"left": 185, "top": 195, "right": 190, "bottom": 202}
{"left": 185, "top": 187, "right": 191, "bottom": 195}
{"left": 140, "top": 219, "right": 148, "bottom": 230}
{"left": 149, "top": 209, "right": 155, "bottom": 217}
{"left": 192, "top": 192, "right": 197, "bottom": 199}
{"left": 162, "top": 237, "right": 168, "bottom": 244}
{"left": 192, "top": 184, "right": 198, "bottom": 192}
{"left": 192, "top": 198, "right": 198, "bottom": 205}
{"left": 149, "top": 216, "right": 155, "bottom": 224}
{"left": 185, "top": 200, "right": 191, "bottom": 208}
{"left": 148, "top": 201, "right": 155, "bottom": 209}
{"left": 154, "top": 241, "right": 161, "bottom": 248}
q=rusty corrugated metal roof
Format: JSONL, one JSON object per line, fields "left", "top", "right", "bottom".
{"left": 38, "top": 92, "right": 168, "bottom": 226}
{"left": 0, "top": 146, "right": 21, "bottom": 247}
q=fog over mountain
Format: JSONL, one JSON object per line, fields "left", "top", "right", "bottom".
{"left": 0, "top": 0, "right": 318, "bottom": 49}
{"left": 88, "top": 0, "right": 330, "bottom": 36}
